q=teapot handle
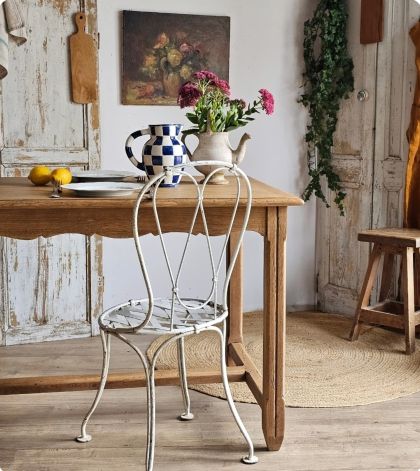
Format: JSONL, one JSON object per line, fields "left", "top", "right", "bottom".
{"left": 125, "top": 128, "right": 150, "bottom": 170}
{"left": 181, "top": 132, "right": 197, "bottom": 160}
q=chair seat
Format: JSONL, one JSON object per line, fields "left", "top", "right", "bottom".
{"left": 358, "top": 228, "right": 420, "bottom": 247}
{"left": 99, "top": 298, "right": 226, "bottom": 334}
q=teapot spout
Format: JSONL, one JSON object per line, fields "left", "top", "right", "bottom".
{"left": 232, "top": 133, "right": 251, "bottom": 165}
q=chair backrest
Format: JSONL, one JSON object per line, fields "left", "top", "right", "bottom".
{"left": 132, "top": 161, "right": 252, "bottom": 332}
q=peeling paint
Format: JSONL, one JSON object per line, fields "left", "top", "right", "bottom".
{"left": 9, "top": 310, "right": 18, "bottom": 327}
{"left": 91, "top": 103, "right": 99, "bottom": 130}
{"left": 36, "top": 66, "right": 46, "bottom": 132}
{"left": 49, "top": 0, "right": 73, "bottom": 16}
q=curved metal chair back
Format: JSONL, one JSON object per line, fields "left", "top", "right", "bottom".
{"left": 131, "top": 161, "right": 252, "bottom": 333}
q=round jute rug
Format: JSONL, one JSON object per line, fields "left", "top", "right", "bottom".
{"left": 147, "top": 311, "right": 420, "bottom": 408}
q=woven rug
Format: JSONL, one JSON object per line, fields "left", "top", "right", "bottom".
{"left": 147, "top": 311, "right": 420, "bottom": 408}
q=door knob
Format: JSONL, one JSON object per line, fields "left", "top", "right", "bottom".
{"left": 357, "top": 89, "right": 369, "bottom": 102}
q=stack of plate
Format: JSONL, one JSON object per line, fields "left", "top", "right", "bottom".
{"left": 62, "top": 170, "right": 145, "bottom": 197}
{"left": 71, "top": 170, "right": 139, "bottom": 182}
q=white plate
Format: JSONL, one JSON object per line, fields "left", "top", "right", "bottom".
{"left": 62, "top": 182, "right": 145, "bottom": 197}
{"left": 71, "top": 170, "right": 138, "bottom": 182}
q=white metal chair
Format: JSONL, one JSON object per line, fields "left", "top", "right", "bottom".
{"left": 75, "top": 161, "right": 258, "bottom": 470}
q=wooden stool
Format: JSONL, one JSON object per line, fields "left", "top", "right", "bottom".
{"left": 350, "top": 228, "right": 420, "bottom": 354}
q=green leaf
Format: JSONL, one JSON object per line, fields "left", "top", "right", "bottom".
{"left": 299, "top": 0, "right": 353, "bottom": 216}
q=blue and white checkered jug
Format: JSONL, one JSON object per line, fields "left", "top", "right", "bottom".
{"left": 125, "top": 124, "right": 187, "bottom": 187}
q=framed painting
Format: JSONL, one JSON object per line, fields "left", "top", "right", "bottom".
{"left": 122, "top": 11, "right": 230, "bottom": 105}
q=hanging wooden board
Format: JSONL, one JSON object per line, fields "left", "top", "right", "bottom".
{"left": 69, "top": 12, "right": 98, "bottom": 104}
{"left": 360, "top": 0, "right": 384, "bottom": 44}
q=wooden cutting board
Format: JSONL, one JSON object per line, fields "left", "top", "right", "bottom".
{"left": 69, "top": 12, "right": 98, "bottom": 104}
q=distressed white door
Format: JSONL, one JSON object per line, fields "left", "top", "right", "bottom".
{"left": 317, "top": 0, "right": 420, "bottom": 315}
{"left": 373, "top": 1, "right": 420, "bottom": 230}
{"left": 0, "top": 0, "right": 102, "bottom": 345}
{"left": 316, "top": 0, "right": 378, "bottom": 314}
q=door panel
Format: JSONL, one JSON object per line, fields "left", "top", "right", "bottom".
{"left": 4, "top": 0, "right": 85, "bottom": 150}
{"left": 373, "top": 0, "right": 420, "bottom": 230}
{"left": 317, "top": 0, "right": 377, "bottom": 314}
{"left": 0, "top": 0, "right": 101, "bottom": 345}
{"left": 317, "top": 0, "right": 420, "bottom": 314}
{"left": 370, "top": 0, "right": 420, "bottom": 300}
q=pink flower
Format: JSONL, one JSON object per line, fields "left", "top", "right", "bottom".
{"left": 178, "top": 82, "right": 202, "bottom": 108}
{"left": 213, "top": 78, "right": 231, "bottom": 96}
{"left": 179, "top": 42, "right": 194, "bottom": 55}
{"left": 259, "top": 89, "right": 275, "bottom": 115}
{"left": 193, "top": 70, "right": 219, "bottom": 81}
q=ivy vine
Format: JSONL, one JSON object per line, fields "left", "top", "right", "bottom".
{"left": 300, "top": 0, "right": 354, "bottom": 215}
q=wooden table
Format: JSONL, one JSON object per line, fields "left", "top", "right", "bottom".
{"left": 0, "top": 177, "right": 302, "bottom": 451}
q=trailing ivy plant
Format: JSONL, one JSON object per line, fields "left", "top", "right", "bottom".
{"left": 299, "top": 0, "right": 354, "bottom": 215}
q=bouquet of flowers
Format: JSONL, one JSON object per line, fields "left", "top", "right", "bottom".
{"left": 178, "top": 70, "right": 275, "bottom": 135}
{"left": 140, "top": 32, "right": 206, "bottom": 82}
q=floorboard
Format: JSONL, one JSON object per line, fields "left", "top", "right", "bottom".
{"left": 1, "top": 336, "right": 420, "bottom": 470}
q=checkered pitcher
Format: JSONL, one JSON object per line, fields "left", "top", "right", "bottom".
{"left": 125, "top": 124, "right": 188, "bottom": 187}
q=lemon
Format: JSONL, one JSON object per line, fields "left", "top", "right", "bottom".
{"left": 50, "top": 168, "right": 72, "bottom": 185}
{"left": 28, "top": 166, "right": 51, "bottom": 186}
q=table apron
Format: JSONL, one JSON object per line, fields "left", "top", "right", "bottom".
{"left": 0, "top": 206, "right": 268, "bottom": 239}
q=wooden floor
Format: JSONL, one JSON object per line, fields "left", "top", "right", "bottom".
{"left": 1, "top": 336, "right": 420, "bottom": 470}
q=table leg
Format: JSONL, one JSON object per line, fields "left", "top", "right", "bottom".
{"left": 227, "top": 233, "right": 244, "bottom": 366}
{"left": 262, "top": 207, "right": 285, "bottom": 451}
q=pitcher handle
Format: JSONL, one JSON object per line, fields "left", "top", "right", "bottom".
{"left": 181, "top": 132, "right": 197, "bottom": 160}
{"left": 125, "top": 128, "right": 150, "bottom": 170}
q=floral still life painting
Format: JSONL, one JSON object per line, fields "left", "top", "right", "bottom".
{"left": 122, "top": 11, "right": 230, "bottom": 105}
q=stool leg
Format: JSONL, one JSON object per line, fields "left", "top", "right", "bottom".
{"left": 379, "top": 252, "right": 394, "bottom": 302}
{"left": 402, "top": 247, "right": 416, "bottom": 354}
{"left": 414, "top": 249, "right": 420, "bottom": 307}
{"left": 350, "top": 244, "right": 382, "bottom": 341}
{"left": 415, "top": 250, "right": 420, "bottom": 337}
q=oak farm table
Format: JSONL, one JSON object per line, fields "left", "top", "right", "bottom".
{"left": 0, "top": 176, "right": 302, "bottom": 451}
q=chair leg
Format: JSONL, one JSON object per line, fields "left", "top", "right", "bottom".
{"left": 402, "top": 247, "right": 416, "bottom": 354}
{"left": 350, "top": 244, "right": 382, "bottom": 341}
{"left": 209, "top": 324, "right": 258, "bottom": 465}
{"left": 146, "top": 366, "right": 156, "bottom": 471}
{"left": 145, "top": 364, "right": 152, "bottom": 467}
{"left": 177, "top": 337, "right": 194, "bottom": 421}
{"left": 114, "top": 333, "right": 152, "bottom": 467}
{"left": 76, "top": 330, "right": 111, "bottom": 443}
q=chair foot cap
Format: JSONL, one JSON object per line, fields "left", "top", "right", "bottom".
{"left": 241, "top": 455, "right": 258, "bottom": 465}
{"left": 75, "top": 434, "right": 92, "bottom": 443}
{"left": 178, "top": 412, "right": 194, "bottom": 421}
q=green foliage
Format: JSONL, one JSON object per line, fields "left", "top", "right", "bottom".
{"left": 184, "top": 85, "right": 261, "bottom": 135}
{"left": 300, "top": 0, "right": 354, "bottom": 215}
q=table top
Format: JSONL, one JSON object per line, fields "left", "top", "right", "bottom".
{"left": 0, "top": 177, "right": 303, "bottom": 209}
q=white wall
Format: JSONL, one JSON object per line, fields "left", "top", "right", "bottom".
{"left": 97, "top": 0, "right": 316, "bottom": 311}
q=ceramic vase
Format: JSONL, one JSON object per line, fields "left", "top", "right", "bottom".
{"left": 125, "top": 124, "right": 187, "bottom": 187}
{"left": 182, "top": 131, "right": 251, "bottom": 184}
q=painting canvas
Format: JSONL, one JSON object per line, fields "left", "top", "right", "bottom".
{"left": 122, "top": 11, "right": 230, "bottom": 105}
